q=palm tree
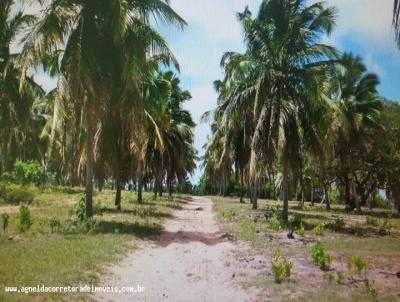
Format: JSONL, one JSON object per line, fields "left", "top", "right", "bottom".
{"left": 21, "top": 0, "right": 186, "bottom": 216}
{"left": 0, "top": 0, "right": 44, "bottom": 175}
{"left": 209, "top": 0, "right": 338, "bottom": 221}
{"left": 394, "top": 0, "right": 400, "bottom": 47}
{"left": 330, "top": 53, "right": 383, "bottom": 212}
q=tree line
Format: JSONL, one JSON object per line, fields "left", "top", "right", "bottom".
{"left": 0, "top": 0, "right": 197, "bottom": 217}
{"left": 201, "top": 0, "right": 400, "bottom": 219}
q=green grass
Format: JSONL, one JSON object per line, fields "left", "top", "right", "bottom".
{"left": 0, "top": 185, "right": 186, "bottom": 301}
{"left": 211, "top": 196, "right": 400, "bottom": 302}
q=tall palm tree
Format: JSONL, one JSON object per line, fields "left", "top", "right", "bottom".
{"left": 0, "top": 0, "right": 44, "bottom": 175}
{"left": 330, "top": 53, "right": 383, "bottom": 212}
{"left": 209, "top": 0, "right": 338, "bottom": 221}
{"left": 21, "top": 0, "right": 186, "bottom": 216}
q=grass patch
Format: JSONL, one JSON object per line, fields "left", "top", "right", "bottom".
{"left": 0, "top": 187, "right": 183, "bottom": 301}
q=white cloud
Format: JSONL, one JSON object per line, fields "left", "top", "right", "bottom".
{"left": 323, "top": 0, "right": 396, "bottom": 52}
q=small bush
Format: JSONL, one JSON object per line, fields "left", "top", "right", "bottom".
{"left": 49, "top": 217, "right": 62, "bottom": 233}
{"left": 347, "top": 256, "right": 368, "bottom": 278}
{"left": 379, "top": 220, "right": 392, "bottom": 235}
{"left": 330, "top": 217, "right": 345, "bottom": 231}
{"left": 324, "top": 272, "right": 335, "bottom": 283}
{"left": 80, "top": 217, "right": 98, "bottom": 234}
{"left": 328, "top": 189, "right": 341, "bottom": 205}
{"left": 311, "top": 241, "right": 333, "bottom": 271}
{"left": 15, "top": 203, "right": 33, "bottom": 232}
{"left": 74, "top": 197, "right": 86, "bottom": 221}
{"left": 1, "top": 213, "right": 10, "bottom": 237}
{"left": 269, "top": 216, "right": 282, "bottom": 231}
{"left": 288, "top": 214, "right": 302, "bottom": 230}
{"left": 240, "top": 220, "right": 256, "bottom": 239}
{"left": 336, "top": 271, "right": 345, "bottom": 285}
{"left": 364, "top": 278, "right": 377, "bottom": 299}
{"left": 271, "top": 248, "right": 293, "bottom": 283}
{"left": 366, "top": 217, "right": 379, "bottom": 227}
{"left": 297, "top": 224, "right": 305, "bottom": 237}
{"left": 14, "top": 160, "right": 47, "bottom": 186}
{"left": 313, "top": 222, "right": 325, "bottom": 236}
{"left": 0, "top": 182, "right": 34, "bottom": 205}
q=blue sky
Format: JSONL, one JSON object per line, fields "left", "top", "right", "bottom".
{"left": 30, "top": 0, "right": 400, "bottom": 183}
{"left": 155, "top": 0, "right": 400, "bottom": 183}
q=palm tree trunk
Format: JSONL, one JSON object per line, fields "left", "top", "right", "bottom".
{"left": 168, "top": 179, "right": 172, "bottom": 197}
{"left": 324, "top": 183, "right": 330, "bottom": 210}
{"left": 352, "top": 181, "right": 361, "bottom": 213}
{"left": 115, "top": 176, "right": 121, "bottom": 210}
{"left": 282, "top": 160, "right": 289, "bottom": 222}
{"left": 251, "top": 178, "right": 258, "bottom": 209}
{"left": 85, "top": 110, "right": 94, "bottom": 218}
{"left": 137, "top": 161, "right": 143, "bottom": 204}
{"left": 239, "top": 168, "right": 245, "bottom": 203}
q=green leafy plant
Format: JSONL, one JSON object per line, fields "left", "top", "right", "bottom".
{"left": 240, "top": 219, "right": 256, "bottom": 240}
{"left": 347, "top": 256, "right": 368, "bottom": 279}
{"left": 330, "top": 217, "right": 345, "bottom": 231}
{"left": 363, "top": 278, "right": 377, "bottom": 299}
{"left": 297, "top": 224, "right": 305, "bottom": 237}
{"left": 313, "top": 222, "right": 325, "bottom": 236}
{"left": 0, "top": 182, "right": 34, "bottom": 204}
{"left": 336, "top": 271, "right": 345, "bottom": 284}
{"left": 288, "top": 214, "right": 302, "bottom": 230}
{"left": 14, "top": 160, "right": 47, "bottom": 186}
{"left": 269, "top": 216, "right": 282, "bottom": 231}
{"left": 74, "top": 197, "right": 86, "bottom": 221}
{"left": 1, "top": 213, "right": 10, "bottom": 237}
{"left": 311, "top": 241, "right": 333, "bottom": 271}
{"left": 80, "top": 217, "right": 98, "bottom": 234}
{"left": 271, "top": 248, "right": 293, "bottom": 283}
{"left": 324, "top": 272, "right": 335, "bottom": 283}
{"left": 49, "top": 217, "right": 62, "bottom": 233}
{"left": 222, "top": 209, "right": 237, "bottom": 221}
{"left": 15, "top": 203, "right": 33, "bottom": 232}
{"left": 366, "top": 217, "right": 379, "bottom": 227}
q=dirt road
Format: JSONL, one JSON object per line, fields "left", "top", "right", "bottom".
{"left": 95, "top": 196, "right": 258, "bottom": 302}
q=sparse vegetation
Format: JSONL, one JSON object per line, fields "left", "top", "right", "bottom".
{"left": 271, "top": 248, "right": 293, "bottom": 283}
{"left": 311, "top": 241, "right": 333, "bottom": 271}
{"left": 347, "top": 256, "right": 369, "bottom": 279}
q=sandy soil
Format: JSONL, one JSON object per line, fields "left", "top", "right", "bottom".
{"left": 95, "top": 197, "right": 259, "bottom": 302}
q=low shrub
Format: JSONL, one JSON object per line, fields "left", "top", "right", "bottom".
{"left": 328, "top": 189, "right": 342, "bottom": 205}
{"left": 288, "top": 214, "right": 302, "bottom": 230}
{"left": 347, "top": 256, "right": 368, "bottom": 279}
{"left": 1, "top": 213, "right": 9, "bottom": 237}
{"left": 336, "top": 271, "right": 345, "bottom": 284}
{"left": 49, "top": 217, "right": 62, "bottom": 233}
{"left": 14, "top": 160, "right": 47, "bottom": 186}
{"left": 366, "top": 217, "right": 379, "bottom": 227}
{"left": 74, "top": 197, "right": 86, "bottom": 221}
{"left": 269, "top": 216, "right": 282, "bottom": 231}
{"left": 15, "top": 203, "right": 33, "bottom": 232}
{"left": 297, "top": 224, "right": 306, "bottom": 237}
{"left": 0, "top": 182, "right": 34, "bottom": 204}
{"left": 311, "top": 241, "right": 333, "bottom": 271}
{"left": 271, "top": 248, "right": 293, "bottom": 283}
{"left": 240, "top": 220, "right": 256, "bottom": 239}
{"left": 313, "top": 222, "right": 325, "bottom": 236}
{"left": 330, "top": 217, "right": 345, "bottom": 231}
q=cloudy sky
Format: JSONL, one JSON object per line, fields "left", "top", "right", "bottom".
{"left": 32, "top": 0, "right": 400, "bottom": 183}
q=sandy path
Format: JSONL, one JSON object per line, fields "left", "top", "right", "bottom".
{"left": 95, "top": 196, "right": 258, "bottom": 302}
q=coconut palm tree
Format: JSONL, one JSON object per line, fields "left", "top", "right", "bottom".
{"left": 0, "top": 0, "right": 44, "bottom": 175}
{"left": 20, "top": 0, "right": 186, "bottom": 216}
{"left": 208, "top": 0, "right": 339, "bottom": 221}
{"left": 330, "top": 53, "right": 383, "bottom": 212}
